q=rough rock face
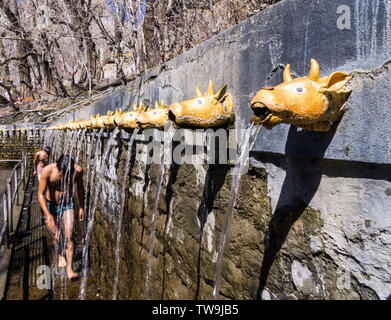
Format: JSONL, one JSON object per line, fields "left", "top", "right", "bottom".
{"left": 46, "top": 0, "right": 391, "bottom": 300}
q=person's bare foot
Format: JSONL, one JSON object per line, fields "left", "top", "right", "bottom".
{"left": 58, "top": 255, "right": 67, "bottom": 268}
{"left": 67, "top": 268, "right": 78, "bottom": 280}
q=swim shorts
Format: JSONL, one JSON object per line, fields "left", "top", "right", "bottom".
{"left": 46, "top": 198, "right": 75, "bottom": 217}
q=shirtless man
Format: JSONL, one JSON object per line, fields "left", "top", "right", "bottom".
{"left": 33, "top": 146, "right": 51, "bottom": 181}
{"left": 37, "top": 154, "right": 85, "bottom": 280}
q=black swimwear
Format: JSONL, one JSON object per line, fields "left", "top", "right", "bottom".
{"left": 46, "top": 198, "right": 75, "bottom": 217}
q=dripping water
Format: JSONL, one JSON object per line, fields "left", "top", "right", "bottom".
{"left": 83, "top": 131, "right": 97, "bottom": 236}
{"left": 112, "top": 128, "right": 139, "bottom": 300}
{"left": 50, "top": 129, "right": 74, "bottom": 298}
{"left": 212, "top": 123, "right": 261, "bottom": 299}
{"left": 144, "top": 126, "right": 175, "bottom": 299}
{"left": 79, "top": 128, "right": 119, "bottom": 300}
{"left": 57, "top": 129, "right": 81, "bottom": 299}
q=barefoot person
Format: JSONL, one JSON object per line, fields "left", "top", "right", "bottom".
{"left": 37, "top": 154, "right": 85, "bottom": 280}
{"left": 33, "top": 146, "right": 52, "bottom": 181}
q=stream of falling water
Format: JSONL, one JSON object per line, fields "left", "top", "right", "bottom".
{"left": 212, "top": 123, "right": 261, "bottom": 299}
{"left": 43, "top": 129, "right": 53, "bottom": 150}
{"left": 144, "top": 126, "right": 175, "bottom": 299}
{"left": 112, "top": 129, "right": 139, "bottom": 300}
{"left": 79, "top": 128, "right": 119, "bottom": 300}
{"left": 61, "top": 129, "right": 86, "bottom": 299}
{"left": 83, "top": 131, "right": 97, "bottom": 236}
{"left": 50, "top": 130, "right": 57, "bottom": 163}
{"left": 59, "top": 130, "right": 81, "bottom": 300}
{"left": 49, "top": 130, "right": 73, "bottom": 298}
{"left": 49, "top": 130, "right": 58, "bottom": 163}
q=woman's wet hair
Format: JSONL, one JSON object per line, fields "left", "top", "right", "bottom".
{"left": 43, "top": 146, "right": 52, "bottom": 154}
{"left": 56, "top": 154, "right": 75, "bottom": 175}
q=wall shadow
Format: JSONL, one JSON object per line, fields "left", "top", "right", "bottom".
{"left": 256, "top": 124, "right": 338, "bottom": 299}
{"left": 195, "top": 164, "right": 230, "bottom": 300}
{"left": 161, "top": 159, "right": 180, "bottom": 299}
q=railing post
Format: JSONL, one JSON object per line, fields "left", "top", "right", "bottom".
{"left": 3, "top": 193, "right": 9, "bottom": 249}
{"left": 21, "top": 160, "right": 25, "bottom": 189}
{"left": 25, "top": 154, "right": 28, "bottom": 183}
{"left": 15, "top": 167, "right": 19, "bottom": 206}
{"left": 6, "top": 178, "right": 12, "bottom": 234}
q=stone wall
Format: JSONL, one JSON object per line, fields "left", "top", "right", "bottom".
{"left": 44, "top": 0, "right": 391, "bottom": 300}
{"left": 69, "top": 130, "right": 275, "bottom": 299}
{"left": 48, "top": 124, "right": 389, "bottom": 300}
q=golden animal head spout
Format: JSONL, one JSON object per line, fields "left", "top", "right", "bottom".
{"left": 114, "top": 103, "right": 149, "bottom": 129}
{"left": 135, "top": 101, "right": 169, "bottom": 130}
{"left": 88, "top": 114, "right": 106, "bottom": 129}
{"left": 168, "top": 80, "right": 234, "bottom": 128}
{"left": 101, "top": 110, "right": 117, "bottom": 129}
{"left": 84, "top": 115, "right": 96, "bottom": 129}
{"left": 250, "top": 59, "right": 352, "bottom": 132}
{"left": 79, "top": 119, "right": 89, "bottom": 129}
{"left": 68, "top": 120, "right": 81, "bottom": 130}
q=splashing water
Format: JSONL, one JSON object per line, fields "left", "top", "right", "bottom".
{"left": 56, "top": 129, "right": 81, "bottom": 300}
{"left": 49, "top": 129, "right": 73, "bottom": 299}
{"left": 83, "top": 131, "right": 97, "bottom": 235}
{"left": 112, "top": 129, "right": 139, "bottom": 300}
{"left": 71, "top": 128, "right": 87, "bottom": 199}
{"left": 43, "top": 129, "right": 53, "bottom": 150}
{"left": 79, "top": 128, "right": 104, "bottom": 299}
{"left": 212, "top": 123, "right": 261, "bottom": 299}
{"left": 144, "top": 126, "right": 175, "bottom": 299}
{"left": 79, "top": 128, "right": 119, "bottom": 300}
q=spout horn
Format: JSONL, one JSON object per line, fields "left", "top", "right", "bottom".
{"left": 196, "top": 86, "right": 202, "bottom": 97}
{"left": 283, "top": 64, "right": 293, "bottom": 83}
{"left": 308, "top": 58, "right": 320, "bottom": 81}
{"left": 207, "top": 79, "right": 214, "bottom": 96}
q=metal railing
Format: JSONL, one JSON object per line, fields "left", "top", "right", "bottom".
{"left": 0, "top": 150, "right": 28, "bottom": 249}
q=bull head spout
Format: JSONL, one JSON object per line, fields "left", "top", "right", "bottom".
{"left": 168, "top": 79, "right": 233, "bottom": 128}
{"left": 114, "top": 103, "right": 149, "bottom": 129}
{"left": 250, "top": 59, "right": 352, "bottom": 132}
{"left": 135, "top": 100, "right": 169, "bottom": 130}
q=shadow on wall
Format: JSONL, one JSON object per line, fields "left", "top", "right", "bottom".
{"left": 255, "top": 121, "right": 339, "bottom": 298}
{"left": 195, "top": 164, "right": 230, "bottom": 299}
{"left": 161, "top": 160, "right": 180, "bottom": 299}
{"left": 254, "top": 121, "right": 391, "bottom": 299}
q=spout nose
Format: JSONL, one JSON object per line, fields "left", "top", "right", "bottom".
{"left": 113, "top": 114, "right": 122, "bottom": 126}
{"left": 168, "top": 103, "right": 182, "bottom": 122}
{"left": 135, "top": 114, "right": 147, "bottom": 125}
{"left": 250, "top": 88, "right": 274, "bottom": 109}
{"left": 136, "top": 112, "right": 153, "bottom": 129}
{"left": 250, "top": 92, "right": 264, "bottom": 109}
